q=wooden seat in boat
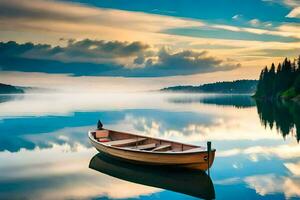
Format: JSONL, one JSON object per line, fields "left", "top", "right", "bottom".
{"left": 183, "top": 148, "right": 205, "bottom": 153}
{"left": 152, "top": 144, "right": 171, "bottom": 152}
{"left": 130, "top": 143, "right": 156, "bottom": 150}
{"left": 98, "top": 138, "right": 111, "bottom": 142}
{"left": 105, "top": 138, "right": 147, "bottom": 147}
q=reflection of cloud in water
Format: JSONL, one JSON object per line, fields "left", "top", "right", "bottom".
{"left": 119, "top": 110, "right": 282, "bottom": 144}
{"left": 0, "top": 108, "right": 214, "bottom": 152}
{"left": 0, "top": 107, "right": 284, "bottom": 152}
{"left": 122, "top": 109, "right": 214, "bottom": 139}
{"left": 218, "top": 143, "right": 300, "bottom": 160}
{"left": 0, "top": 144, "right": 161, "bottom": 200}
{"left": 0, "top": 93, "right": 270, "bottom": 153}
{"left": 285, "top": 162, "right": 300, "bottom": 176}
{"left": 0, "top": 111, "right": 125, "bottom": 152}
{"left": 214, "top": 177, "right": 241, "bottom": 185}
{"left": 1, "top": 93, "right": 300, "bottom": 199}
{"left": 245, "top": 174, "right": 300, "bottom": 198}
{"left": 23, "top": 126, "right": 94, "bottom": 151}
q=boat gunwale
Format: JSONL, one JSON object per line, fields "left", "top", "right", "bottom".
{"left": 88, "top": 129, "right": 216, "bottom": 155}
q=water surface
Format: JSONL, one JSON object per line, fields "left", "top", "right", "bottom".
{"left": 0, "top": 92, "right": 299, "bottom": 200}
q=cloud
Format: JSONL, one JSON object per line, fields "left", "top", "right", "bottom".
{"left": 0, "top": 0, "right": 297, "bottom": 74}
{"left": 248, "top": 47, "right": 300, "bottom": 57}
{"left": 0, "top": 0, "right": 204, "bottom": 36}
{"left": 249, "top": 19, "right": 261, "bottom": 27}
{"left": 143, "top": 48, "right": 240, "bottom": 76}
{"left": 0, "top": 39, "right": 152, "bottom": 68}
{"left": 0, "top": 40, "right": 239, "bottom": 77}
{"left": 282, "top": 0, "right": 300, "bottom": 7}
{"left": 232, "top": 14, "right": 242, "bottom": 20}
{"left": 264, "top": 0, "right": 300, "bottom": 18}
{"left": 263, "top": 0, "right": 300, "bottom": 7}
{"left": 65, "top": 39, "right": 150, "bottom": 58}
{"left": 276, "top": 23, "right": 300, "bottom": 38}
{"left": 211, "top": 25, "right": 241, "bottom": 32}
{"left": 212, "top": 23, "right": 300, "bottom": 39}
{"left": 287, "top": 7, "right": 300, "bottom": 18}
{"left": 0, "top": 39, "right": 150, "bottom": 60}
{"left": 48, "top": 39, "right": 152, "bottom": 67}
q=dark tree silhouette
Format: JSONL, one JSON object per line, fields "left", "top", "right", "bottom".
{"left": 295, "top": 76, "right": 300, "bottom": 94}
{"left": 256, "top": 100, "right": 300, "bottom": 142}
{"left": 254, "top": 55, "right": 300, "bottom": 100}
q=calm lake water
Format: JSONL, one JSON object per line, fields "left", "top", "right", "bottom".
{"left": 0, "top": 92, "right": 300, "bottom": 200}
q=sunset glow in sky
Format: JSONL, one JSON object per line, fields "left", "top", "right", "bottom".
{"left": 0, "top": 0, "right": 300, "bottom": 91}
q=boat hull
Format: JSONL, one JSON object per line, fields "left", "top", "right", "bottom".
{"left": 89, "top": 132, "right": 215, "bottom": 170}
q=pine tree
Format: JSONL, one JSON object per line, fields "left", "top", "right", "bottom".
{"left": 269, "top": 63, "right": 276, "bottom": 97}
{"left": 297, "top": 55, "right": 300, "bottom": 75}
{"left": 261, "top": 66, "right": 269, "bottom": 97}
{"left": 274, "top": 63, "right": 282, "bottom": 96}
{"left": 295, "top": 55, "right": 300, "bottom": 94}
{"left": 255, "top": 68, "right": 265, "bottom": 97}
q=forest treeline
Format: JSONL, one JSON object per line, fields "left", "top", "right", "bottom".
{"left": 254, "top": 56, "right": 300, "bottom": 100}
{"left": 161, "top": 80, "right": 258, "bottom": 93}
{"left": 0, "top": 83, "right": 24, "bottom": 94}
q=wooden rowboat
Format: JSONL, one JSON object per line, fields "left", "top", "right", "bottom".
{"left": 88, "top": 128, "right": 215, "bottom": 170}
{"left": 89, "top": 153, "right": 215, "bottom": 199}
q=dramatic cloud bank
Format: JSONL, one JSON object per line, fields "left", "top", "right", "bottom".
{"left": 0, "top": 40, "right": 239, "bottom": 77}
{"left": 0, "top": 0, "right": 299, "bottom": 87}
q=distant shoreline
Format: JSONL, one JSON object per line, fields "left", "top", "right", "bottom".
{"left": 160, "top": 80, "right": 258, "bottom": 94}
{"left": 0, "top": 83, "right": 24, "bottom": 94}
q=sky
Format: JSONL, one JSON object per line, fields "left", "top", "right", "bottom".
{"left": 0, "top": 0, "right": 300, "bottom": 92}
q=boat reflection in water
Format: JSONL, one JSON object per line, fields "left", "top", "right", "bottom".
{"left": 89, "top": 153, "right": 215, "bottom": 200}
